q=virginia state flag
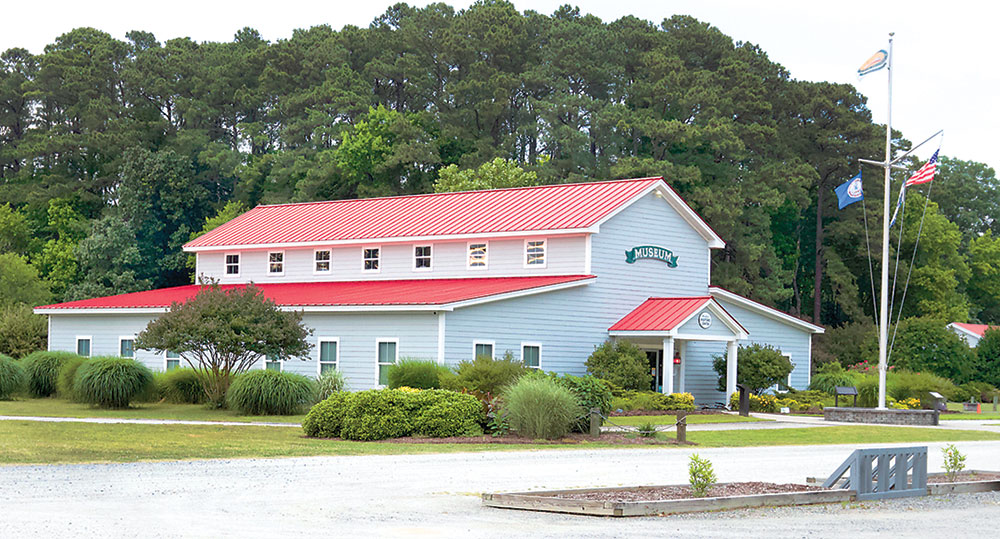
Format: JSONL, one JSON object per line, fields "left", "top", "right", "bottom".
{"left": 834, "top": 172, "right": 864, "bottom": 209}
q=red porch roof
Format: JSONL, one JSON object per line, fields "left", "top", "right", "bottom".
{"left": 609, "top": 296, "right": 748, "bottom": 335}
{"left": 35, "top": 275, "right": 594, "bottom": 311}
{"left": 184, "top": 177, "right": 666, "bottom": 249}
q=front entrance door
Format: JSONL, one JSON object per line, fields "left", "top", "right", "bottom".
{"left": 646, "top": 350, "right": 662, "bottom": 392}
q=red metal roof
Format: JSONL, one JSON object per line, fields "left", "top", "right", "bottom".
{"left": 35, "top": 275, "right": 594, "bottom": 311}
{"left": 184, "top": 177, "right": 663, "bottom": 249}
{"left": 609, "top": 297, "right": 713, "bottom": 331}
{"left": 952, "top": 323, "right": 1000, "bottom": 338}
{"left": 609, "top": 297, "right": 748, "bottom": 334}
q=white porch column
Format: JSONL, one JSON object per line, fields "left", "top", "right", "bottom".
{"left": 662, "top": 337, "right": 674, "bottom": 394}
{"left": 726, "top": 339, "right": 738, "bottom": 401}
{"left": 678, "top": 340, "right": 687, "bottom": 393}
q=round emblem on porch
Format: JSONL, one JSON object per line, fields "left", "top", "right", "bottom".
{"left": 698, "top": 312, "right": 712, "bottom": 329}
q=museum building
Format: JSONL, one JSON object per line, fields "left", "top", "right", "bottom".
{"left": 35, "top": 177, "right": 824, "bottom": 404}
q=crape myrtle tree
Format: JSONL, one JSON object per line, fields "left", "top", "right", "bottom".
{"left": 137, "top": 283, "right": 312, "bottom": 406}
{"left": 712, "top": 343, "right": 792, "bottom": 395}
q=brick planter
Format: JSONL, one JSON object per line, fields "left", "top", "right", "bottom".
{"left": 823, "top": 407, "right": 939, "bottom": 426}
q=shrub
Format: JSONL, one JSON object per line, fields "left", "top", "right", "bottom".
{"left": 156, "top": 368, "right": 205, "bottom": 404}
{"left": 729, "top": 392, "right": 778, "bottom": 413}
{"left": 73, "top": 356, "right": 155, "bottom": 408}
{"left": 612, "top": 391, "right": 696, "bottom": 412}
{"left": 387, "top": 358, "right": 450, "bottom": 389}
{"left": 888, "top": 370, "right": 957, "bottom": 408}
{"left": 809, "top": 363, "right": 861, "bottom": 395}
{"left": 942, "top": 444, "right": 966, "bottom": 482}
{"left": 56, "top": 356, "right": 87, "bottom": 400}
{"left": 316, "top": 369, "right": 347, "bottom": 401}
{"left": 661, "top": 392, "right": 696, "bottom": 411}
{"left": 953, "top": 381, "right": 999, "bottom": 403}
{"left": 628, "top": 392, "right": 661, "bottom": 411}
{"left": 0, "top": 304, "right": 47, "bottom": 359}
{"left": 413, "top": 391, "right": 484, "bottom": 437}
{"left": 340, "top": 389, "right": 418, "bottom": 440}
{"left": 302, "top": 391, "right": 354, "bottom": 438}
{"left": 502, "top": 376, "right": 581, "bottom": 439}
{"left": 688, "top": 454, "right": 717, "bottom": 497}
{"left": 0, "top": 354, "right": 26, "bottom": 399}
{"left": 537, "top": 373, "right": 613, "bottom": 432}
{"left": 713, "top": 343, "right": 792, "bottom": 395}
{"left": 21, "top": 351, "right": 81, "bottom": 397}
{"left": 226, "top": 370, "right": 317, "bottom": 415}
{"left": 443, "top": 352, "right": 528, "bottom": 395}
{"left": 585, "top": 340, "right": 651, "bottom": 391}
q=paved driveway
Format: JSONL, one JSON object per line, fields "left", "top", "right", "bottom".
{"left": 3, "top": 441, "right": 1000, "bottom": 537}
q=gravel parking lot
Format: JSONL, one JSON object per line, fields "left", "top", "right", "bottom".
{"left": 2, "top": 441, "right": 999, "bottom": 538}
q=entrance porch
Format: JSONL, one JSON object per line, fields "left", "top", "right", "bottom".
{"left": 609, "top": 297, "right": 749, "bottom": 404}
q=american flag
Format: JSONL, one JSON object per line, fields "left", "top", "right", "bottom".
{"left": 904, "top": 149, "right": 939, "bottom": 187}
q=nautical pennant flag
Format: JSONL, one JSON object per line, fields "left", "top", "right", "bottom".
{"left": 904, "top": 149, "right": 939, "bottom": 187}
{"left": 834, "top": 171, "right": 864, "bottom": 209}
{"left": 858, "top": 50, "right": 889, "bottom": 77}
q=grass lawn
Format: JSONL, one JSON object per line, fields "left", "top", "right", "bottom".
{"left": 2, "top": 421, "right": 999, "bottom": 465}
{"left": 0, "top": 398, "right": 305, "bottom": 425}
{"left": 941, "top": 401, "right": 1000, "bottom": 420}
{"left": 610, "top": 414, "right": 767, "bottom": 426}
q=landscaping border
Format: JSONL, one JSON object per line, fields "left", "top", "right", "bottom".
{"left": 481, "top": 483, "right": 854, "bottom": 517}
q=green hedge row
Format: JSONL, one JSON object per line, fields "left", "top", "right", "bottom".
{"left": 303, "top": 388, "right": 484, "bottom": 440}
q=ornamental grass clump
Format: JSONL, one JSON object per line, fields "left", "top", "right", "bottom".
{"left": 21, "top": 351, "right": 80, "bottom": 397}
{"left": 226, "top": 370, "right": 317, "bottom": 415}
{"left": 315, "top": 369, "right": 347, "bottom": 401}
{"left": 502, "top": 376, "right": 581, "bottom": 439}
{"left": 73, "top": 356, "right": 155, "bottom": 409}
{"left": 0, "top": 354, "right": 26, "bottom": 400}
{"left": 387, "top": 358, "right": 451, "bottom": 389}
{"left": 56, "top": 356, "right": 87, "bottom": 401}
{"left": 443, "top": 352, "right": 528, "bottom": 395}
{"left": 156, "top": 368, "right": 205, "bottom": 404}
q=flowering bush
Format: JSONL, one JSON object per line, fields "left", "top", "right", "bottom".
{"left": 887, "top": 397, "right": 921, "bottom": 410}
{"left": 848, "top": 360, "right": 895, "bottom": 375}
{"left": 729, "top": 392, "right": 778, "bottom": 413}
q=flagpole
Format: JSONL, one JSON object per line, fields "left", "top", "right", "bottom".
{"left": 877, "top": 33, "right": 894, "bottom": 410}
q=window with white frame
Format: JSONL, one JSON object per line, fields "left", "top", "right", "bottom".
{"left": 265, "top": 354, "right": 283, "bottom": 371}
{"left": 76, "top": 336, "right": 91, "bottom": 357}
{"left": 119, "top": 337, "right": 135, "bottom": 358}
{"left": 165, "top": 350, "right": 181, "bottom": 370}
{"left": 414, "top": 245, "right": 432, "bottom": 270}
{"left": 525, "top": 239, "right": 546, "bottom": 267}
{"left": 363, "top": 248, "right": 380, "bottom": 272}
{"left": 468, "top": 242, "right": 488, "bottom": 269}
{"left": 474, "top": 341, "right": 494, "bottom": 360}
{"left": 225, "top": 253, "right": 240, "bottom": 276}
{"left": 314, "top": 249, "right": 331, "bottom": 273}
{"left": 377, "top": 339, "right": 398, "bottom": 386}
{"left": 318, "top": 338, "right": 339, "bottom": 375}
{"left": 522, "top": 343, "right": 541, "bottom": 369}
{"left": 268, "top": 251, "right": 284, "bottom": 275}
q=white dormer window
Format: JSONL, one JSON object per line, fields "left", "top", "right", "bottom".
{"left": 525, "top": 239, "right": 546, "bottom": 268}
{"left": 268, "top": 252, "right": 284, "bottom": 275}
{"left": 363, "top": 247, "right": 380, "bottom": 272}
{"left": 468, "top": 242, "right": 488, "bottom": 269}
{"left": 414, "top": 245, "right": 432, "bottom": 271}
{"left": 225, "top": 253, "right": 240, "bottom": 276}
{"left": 314, "top": 249, "right": 331, "bottom": 274}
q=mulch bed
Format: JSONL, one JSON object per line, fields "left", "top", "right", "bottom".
{"left": 554, "top": 482, "right": 826, "bottom": 502}
{"left": 319, "top": 433, "right": 689, "bottom": 445}
{"left": 928, "top": 471, "right": 1000, "bottom": 483}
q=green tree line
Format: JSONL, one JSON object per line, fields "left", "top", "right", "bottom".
{"left": 2, "top": 2, "right": 999, "bottom": 358}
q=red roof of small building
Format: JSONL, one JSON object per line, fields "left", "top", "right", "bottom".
{"left": 35, "top": 276, "right": 594, "bottom": 311}
{"left": 609, "top": 297, "right": 748, "bottom": 334}
{"left": 184, "top": 177, "right": 666, "bottom": 249}
{"left": 951, "top": 323, "right": 1000, "bottom": 338}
